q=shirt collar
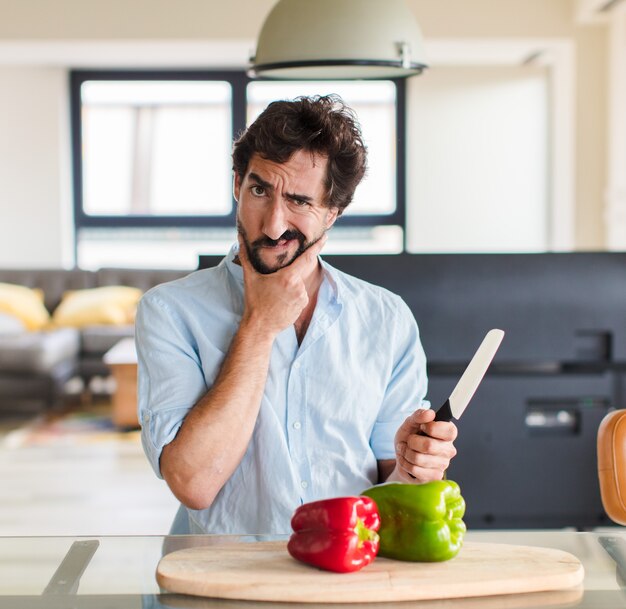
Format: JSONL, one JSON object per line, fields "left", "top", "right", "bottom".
{"left": 319, "top": 257, "right": 342, "bottom": 307}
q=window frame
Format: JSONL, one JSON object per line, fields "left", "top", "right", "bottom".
{"left": 70, "top": 69, "right": 407, "bottom": 230}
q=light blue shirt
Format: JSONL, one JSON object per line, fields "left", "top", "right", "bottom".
{"left": 136, "top": 245, "right": 429, "bottom": 535}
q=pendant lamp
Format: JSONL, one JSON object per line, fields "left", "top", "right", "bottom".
{"left": 249, "top": 0, "right": 428, "bottom": 79}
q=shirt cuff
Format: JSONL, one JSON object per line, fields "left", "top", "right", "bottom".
{"left": 140, "top": 406, "right": 190, "bottom": 479}
{"left": 370, "top": 419, "right": 402, "bottom": 461}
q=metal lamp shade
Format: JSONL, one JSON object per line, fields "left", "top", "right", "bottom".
{"left": 249, "top": 0, "right": 428, "bottom": 79}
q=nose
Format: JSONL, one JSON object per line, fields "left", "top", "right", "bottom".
{"left": 261, "top": 196, "right": 289, "bottom": 240}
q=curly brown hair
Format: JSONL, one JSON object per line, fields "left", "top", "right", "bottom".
{"left": 232, "top": 95, "right": 367, "bottom": 216}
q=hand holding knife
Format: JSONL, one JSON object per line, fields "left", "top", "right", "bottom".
{"left": 397, "top": 329, "right": 505, "bottom": 482}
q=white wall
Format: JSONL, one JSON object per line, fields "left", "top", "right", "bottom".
{"left": 406, "top": 66, "right": 548, "bottom": 252}
{"left": 0, "top": 67, "right": 73, "bottom": 267}
{"left": 0, "top": 0, "right": 274, "bottom": 39}
{"left": 604, "top": 5, "right": 626, "bottom": 249}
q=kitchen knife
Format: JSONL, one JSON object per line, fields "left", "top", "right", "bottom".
{"left": 433, "top": 328, "right": 505, "bottom": 423}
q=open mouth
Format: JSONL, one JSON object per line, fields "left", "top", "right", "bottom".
{"left": 263, "top": 238, "right": 296, "bottom": 250}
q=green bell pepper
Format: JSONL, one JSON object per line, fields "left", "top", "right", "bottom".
{"left": 361, "top": 480, "right": 466, "bottom": 562}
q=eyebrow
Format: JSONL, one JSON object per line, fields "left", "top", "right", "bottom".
{"left": 248, "top": 172, "right": 314, "bottom": 204}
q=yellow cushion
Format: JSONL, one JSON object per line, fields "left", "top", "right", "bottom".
{"left": 0, "top": 282, "right": 50, "bottom": 331}
{"left": 52, "top": 286, "right": 142, "bottom": 328}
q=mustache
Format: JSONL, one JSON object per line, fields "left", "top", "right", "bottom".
{"left": 251, "top": 230, "right": 305, "bottom": 247}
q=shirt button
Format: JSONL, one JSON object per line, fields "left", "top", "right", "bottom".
{"left": 142, "top": 413, "right": 149, "bottom": 423}
{"left": 293, "top": 362, "right": 301, "bottom": 370}
{"left": 293, "top": 421, "right": 301, "bottom": 430}
{"left": 301, "top": 480, "right": 308, "bottom": 489}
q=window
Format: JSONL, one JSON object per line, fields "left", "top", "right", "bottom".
{"left": 81, "top": 80, "right": 233, "bottom": 218}
{"left": 70, "top": 71, "right": 405, "bottom": 268}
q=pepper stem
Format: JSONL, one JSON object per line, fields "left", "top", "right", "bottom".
{"left": 354, "top": 517, "right": 379, "bottom": 545}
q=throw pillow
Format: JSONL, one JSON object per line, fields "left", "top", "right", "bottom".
{"left": 0, "top": 282, "right": 51, "bottom": 330}
{"left": 52, "top": 286, "right": 143, "bottom": 327}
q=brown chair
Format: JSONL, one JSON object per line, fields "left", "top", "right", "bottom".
{"left": 598, "top": 409, "right": 626, "bottom": 525}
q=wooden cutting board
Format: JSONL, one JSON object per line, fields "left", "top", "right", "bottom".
{"left": 156, "top": 541, "right": 584, "bottom": 603}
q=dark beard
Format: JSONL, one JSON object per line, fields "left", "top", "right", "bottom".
{"left": 236, "top": 219, "right": 322, "bottom": 275}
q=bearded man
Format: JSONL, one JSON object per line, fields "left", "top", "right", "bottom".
{"left": 136, "top": 95, "right": 457, "bottom": 535}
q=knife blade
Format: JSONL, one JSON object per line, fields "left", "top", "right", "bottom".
{"left": 434, "top": 328, "right": 505, "bottom": 422}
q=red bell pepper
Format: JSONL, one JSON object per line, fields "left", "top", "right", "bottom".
{"left": 287, "top": 496, "right": 381, "bottom": 573}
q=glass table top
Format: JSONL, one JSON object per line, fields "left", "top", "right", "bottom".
{"left": 1, "top": 529, "right": 626, "bottom": 608}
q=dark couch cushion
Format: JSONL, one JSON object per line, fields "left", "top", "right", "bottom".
{"left": 96, "top": 268, "right": 190, "bottom": 294}
{"left": 0, "top": 328, "right": 80, "bottom": 373}
{"left": 81, "top": 324, "right": 135, "bottom": 355}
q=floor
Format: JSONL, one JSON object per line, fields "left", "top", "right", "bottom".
{"left": 0, "top": 397, "right": 180, "bottom": 537}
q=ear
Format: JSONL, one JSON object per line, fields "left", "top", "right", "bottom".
{"left": 325, "top": 207, "right": 339, "bottom": 229}
{"left": 233, "top": 172, "right": 242, "bottom": 203}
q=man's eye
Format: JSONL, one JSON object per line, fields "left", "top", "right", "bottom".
{"left": 293, "top": 199, "right": 309, "bottom": 207}
{"left": 251, "top": 185, "right": 266, "bottom": 196}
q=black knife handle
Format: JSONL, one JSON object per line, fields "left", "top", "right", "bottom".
{"left": 434, "top": 399, "right": 453, "bottom": 422}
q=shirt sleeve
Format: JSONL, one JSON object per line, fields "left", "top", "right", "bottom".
{"left": 135, "top": 289, "right": 208, "bottom": 478}
{"left": 370, "top": 295, "right": 429, "bottom": 460}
